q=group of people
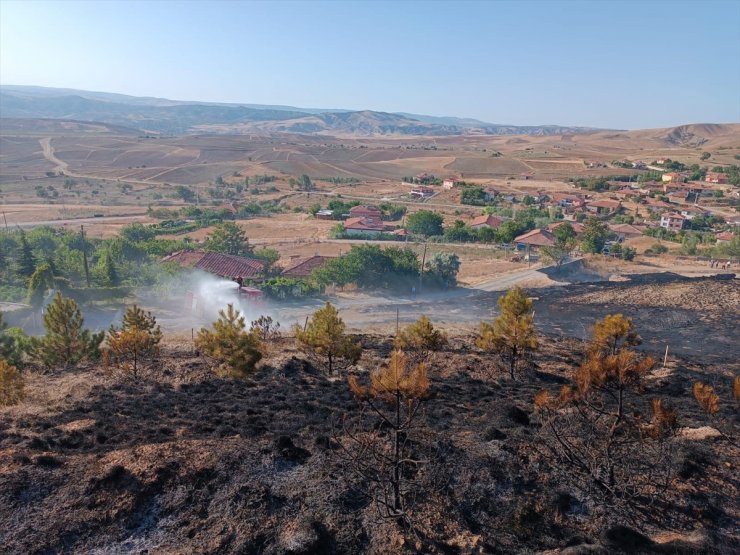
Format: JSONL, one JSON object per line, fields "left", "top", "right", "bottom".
{"left": 709, "top": 259, "right": 732, "bottom": 270}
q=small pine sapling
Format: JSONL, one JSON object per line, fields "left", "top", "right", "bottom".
{"left": 293, "top": 302, "right": 361, "bottom": 375}
{"left": 476, "top": 286, "right": 537, "bottom": 378}
{"left": 195, "top": 304, "right": 263, "bottom": 378}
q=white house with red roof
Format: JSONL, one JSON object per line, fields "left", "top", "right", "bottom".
{"left": 660, "top": 213, "right": 687, "bottom": 231}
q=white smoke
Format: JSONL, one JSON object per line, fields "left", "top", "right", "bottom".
{"left": 185, "top": 270, "right": 275, "bottom": 326}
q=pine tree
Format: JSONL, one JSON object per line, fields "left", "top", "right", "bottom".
{"left": 533, "top": 314, "right": 673, "bottom": 503}
{"left": 32, "top": 292, "right": 104, "bottom": 369}
{"left": 119, "top": 305, "right": 162, "bottom": 344}
{"left": 293, "top": 302, "right": 361, "bottom": 375}
{"left": 394, "top": 314, "right": 447, "bottom": 362}
{"left": 102, "top": 251, "right": 119, "bottom": 286}
{"left": 195, "top": 304, "right": 263, "bottom": 378}
{"left": 105, "top": 305, "right": 162, "bottom": 379}
{"left": 17, "top": 229, "right": 36, "bottom": 278}
{"left": 476, "top": 286, "right": 537, "bottom": 378}
{"left": 348, "top": 350, "right": 430, "bottom": 517}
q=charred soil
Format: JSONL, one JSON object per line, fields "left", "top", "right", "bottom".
{"left": 0, "top": 283, "right": 739, "bottom": 554}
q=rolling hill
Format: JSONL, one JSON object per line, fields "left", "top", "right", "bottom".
{"left": 0, "top": 85, "right": 603, "bottom": 137}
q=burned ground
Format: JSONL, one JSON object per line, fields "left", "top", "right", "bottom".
{"left": 1, "top": 313, "right": 738, "bottom": 554}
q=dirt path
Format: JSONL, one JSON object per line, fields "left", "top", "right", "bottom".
{"left": 39, "top": 137, "right": 68, "bottom": 173}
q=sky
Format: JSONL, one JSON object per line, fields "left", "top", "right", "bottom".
{"left": 0, "top": 0, "right": 739, "bottom": 129}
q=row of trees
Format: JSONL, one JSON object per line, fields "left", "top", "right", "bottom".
{"left": 311, "top": 244, "right": 460, "bottom": 290}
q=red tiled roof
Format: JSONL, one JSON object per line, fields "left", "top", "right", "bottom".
{"left": 344, "top": 217, "right": 392, "bottom": 232}
{"left": 349, "top": 205, "right": 382, "bottom": 217}
{"left": 162, "top": 250, "right": 264, "bottom": 278}
{"left": 608, "top": 223, "right": 645, "bottom": 236}
{"left": 281, "top": 256, "right": 333, "bottom": 278}
{"left": 470, "top": 214, "right": 505, "bottom": 228}
{"left": 514, "top": 229, "right": 556, "bottom": 247}
{"left": 547, "top": 221, "right": 585, "bottom": 235}
{"left": 716, "top": 232, "right": 734, "bottom": 241}
{"left": 587, "top": 199, "right": 621, "bottom": 209}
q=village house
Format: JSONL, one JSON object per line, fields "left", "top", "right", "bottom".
{"left": 679, "top": 206, "right": 709, "bottom": 220}
{"left": 660, "top": 213, "right": 687, "bottom": 231}
{"left": 585, "top": 199, "right": 621, "bottom": 215}
{"left": 442, "top": 177, "right": 461, "bottom": 189}
{"left": 608, "top": 223, "right": 645, "bottom": 241}
{"left": 315, "top": 209, "right": 334, "bottom": 220}
{"left": 643, "top": 197, "right": 674, "bottom": 211}
{"left": 514, "top": 228, "right": 556, "bottom": 248}
{"left": 280, "top": 255, "right": 333, "bottom": 278}
{"left": 469, "top": 214, "right": 506, "bottom": 230}
{"left": 715, "top": 231, "right": 735, "bottom": 244}
{"left": 343, "top": 216, "right": 393, "bottom": 236}
{"left": 661, "top": 172, "right": 687, "bottom": 183}
{"left": 549, "top": 193, "right": 587, "bottom": 209}
{"left": 547, "top": 221, "right": 585, "bottom": 235}
{"left": 162, "top": 251, "right": 265, "bottom": 280}
{"left": 705, "top": 172, "right": 728, "bottom": 184}
{"left": 662, "top": 181, "right": 713, "bottom": 196}
{"left": 348, "top": 204, "right": 383, "bottom": 219}
{"left": 410, "top": 186, "right": 435, "bottom": 199}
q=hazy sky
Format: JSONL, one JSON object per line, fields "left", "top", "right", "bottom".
{"left": 1, "top": 0, "right": 738, "bottom": 129}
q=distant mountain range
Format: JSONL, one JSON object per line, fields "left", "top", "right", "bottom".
{"left": 0, "top": 84, "right": 605, "bottom": 137}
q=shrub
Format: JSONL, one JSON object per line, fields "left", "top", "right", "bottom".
{"left": 195, "top": 304, "right": 263, "bottom": 379}
{"left": 0, "top": 360, "right": 25, "bottom": 406}
{"left": 249, "top": 315, "right": 281, "bottom": 342}
{"left": 293, "top": 302, "right": 361, "bottom": 375}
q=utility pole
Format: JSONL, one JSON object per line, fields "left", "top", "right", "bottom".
{"left": 80, "top": 225, "right": 91, "bottom": 287}
{"left": 2, "top": 212, "right": 7, "bottom": 231}
{"left": 418, "top": 242, "right": 428, "bottom": 293}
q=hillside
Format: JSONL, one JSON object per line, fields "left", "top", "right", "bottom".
{"left": 0, "top": 85, "right": 604, "bottom": 137}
